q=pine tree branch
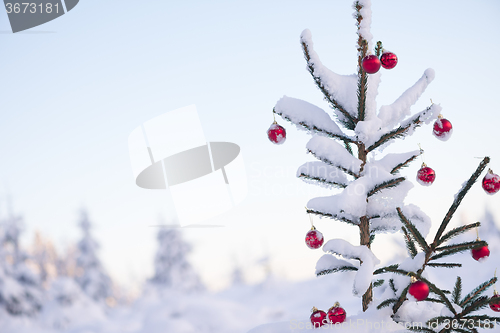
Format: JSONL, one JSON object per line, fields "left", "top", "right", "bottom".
{"left": 452, "top": 277, "right": 462, "bottom": 305}
{"left": 373, "top": 264, "right": 399, "bottom": 275}
{"left": 435, "top": 240, "right": 487, "bottom": 252}
{"left": 384, "top": 268, "right": 457, "bottom": 315}
{"left": 389, "top": 278, "right": 397, "bottom": 293}
{"left": 397, "top": 207, "right": 430, "bottom": 252}
{"left": 432, "top": 157, "right": 490, "bottom": 245}
{"left": 426, "top": 297, "right": 446, "bottom": 304}
{"left": 366, "top": 106, "right": 432, "bottom": 152}
{"left": 377, "top": 298, "right": 398, "bottom": 309}
{"left": 459, "top": 277, "right": 497, "bottom": 308}
{"left": 437, "top": 222, "right": 481, "bottom": 247}
{"left": 298, "top": 173, "right": 348, "bottom": 189}
{"left": 307, "top": 149, "right": 360, "bottom": 179}
{"left": 344, "top": 140, "right": 354, "bottom": 155}
{"left": 427, "top": 263, "right": 462, "bottom": 268}
{"left": 301, "top": 41, "right": 357, "bottom": 130}
{"left": 391, "top": 152, "right": 421, "bottom": 174}
{"left": 402, "top": 226, "right": 418, "bottom": 258}
{"left": 373, "top": 279, "right": 384, "bottom": 288}
{"left": 393, "top": 284, "right": 410, "bottom": 314}
{"left": 367, "top": 177, "right": 406, "bottom": 197}
{"left": 461, "top": 296, "right": 490, "bottom": 317}
{"left": 274, "top": 108, "right": 355, "bottom": 143}
{"left": 306, "top": 209, "right": 359, "bottom": 226}
{"left": 316, "top": 266, "right": 358, "bottom": 276}
{"left": 430, "top": 241, "right": 487, "bottom": 261}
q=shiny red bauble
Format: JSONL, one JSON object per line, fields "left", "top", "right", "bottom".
{"left": 310, "top": 307, "right": 328, "bottom": 328}
{"left": 327, "top": 303, "right": 346, "bottom": 324}
{"left": 408, "top": 280, "right": 429, "bottom": 301}
{"left": 267, "top": 122, "right": 286, "bottom": 144}
{"left": 433, "top": 117, "right": 453, "bottom": 141}
{"left": 471, "top": 245, "right": 490, "bottom": 261}
{"left": 380, "top": 51, "right": 398, "bottom": 69}
{"left": 305, "top": 228, "right": 324, "bottom": 249}
{"left": 482, "top": 169, "right": 500, "bottom": 195}
{"left": 490, "top": 294, "right": 500, "bottom": 312}
{"left": 416, "top": 164, "right": 436, "bottom": 186}
{"left": 362, "top": 54, "right": 381, "bottom": 74}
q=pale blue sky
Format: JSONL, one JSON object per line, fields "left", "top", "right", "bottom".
{"left": 1, "top": 0, "right": 500, "bottom": 291}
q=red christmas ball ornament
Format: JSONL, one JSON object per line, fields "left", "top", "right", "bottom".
{"left": 362, "top": 54, "right": 381, "bottom": 74}
{"left": 267, "top": 121, "right": 286, "bottom": 145}
{"left": 416, "top": 163, "right": 436, "bottom": 186}
{"left": 432, "top": 115, "right": 453, "bottom": 141}
{"left": 471, "top": 243, "right": 490, "bottom": 261}
{"left": 327, "top": 302, "right": 346, "bottom": 324}
{"left": 380, "top": 51, "right": 398, "bottom": 69}
{"left": 310, "top": 307, "right": 328, "bottom": 328}
{"left": 305, "top": 227, "right": 324, "bottom": 249}
{"left": 482, "top": 169, "right": 500, "bottom": 195}
{"left": 408, "top": 278, "right": 429, "bottom": 301}
{"left": 490, "top": 292, "right": 500, "bottom": 312}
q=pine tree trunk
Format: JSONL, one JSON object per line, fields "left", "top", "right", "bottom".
{"left": 359, "top": 215, "right": 372, "bottom": 311}
{"left": 358, "top": 144, "right": 372, "bottom": 311}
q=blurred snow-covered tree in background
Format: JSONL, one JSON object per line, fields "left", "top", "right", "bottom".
{"left": 148, "top": 220, "right": 204, "bottom": 294}
{"left": 74, "top": 210, "right": 113, "bottom": 303}
{"left": 0, "top": 213, "right": 42, "bottom": 316}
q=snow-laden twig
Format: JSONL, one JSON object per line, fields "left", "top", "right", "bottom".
{"left": 323, "top": 239, "right": 380, "bottom": 296}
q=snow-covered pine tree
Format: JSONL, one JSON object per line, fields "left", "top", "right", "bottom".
{"left": 274, "top": 0, "right": 438, "bottom": 311}
{"left": 272, "top": 0, "right": 499, "bottom": 328}
{"left": 74, "top": 210, "right": 113, "bottom": 303}
{"left": 149, "top": 224, "right": 203, "bottom": 293}
{"left": 32, "top": 231, "right": 59, "bottom": 286}
{"left": 0, "top": 213, "right": 42, "bottom": 316}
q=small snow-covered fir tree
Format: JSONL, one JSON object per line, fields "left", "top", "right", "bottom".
{"left": 270, "top": 0, "right": 499, "bottom": 330}
{"left": 149, "top": 222, "right": 203, "bottom": 293}
{"left": 32, "top": 231, "right": 59, "bottom": 286}
{"left": 74, "top": 210, "right": 113, "bottom": 303}
{"left": 0, "top": 213, "right": 42, "bottom": 316}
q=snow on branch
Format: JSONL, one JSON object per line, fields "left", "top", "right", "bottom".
{"left": 322, "top": 239, "right": 380, "bottom": 297}
{"left": 367, "top": 103, "right": 441, "bottom": 152}
{"left": 369, "top": 204, "right": 431, "bottom": 237}
{"left": 354, "top": 0, "right": 374, "bottom": 51}
{"left": 300, "top": 29, "right": 359, "bottom": 130}
{"left": 315, "top": 254, "right": 357, "bottom": 276}
{"left": 376, "top": 150, "right": 422, "bottom": 174}
{"left": 274, "top": 96, "right": 352, "bottom": 142}
{"left": 297, "top": 161, "right": 349, "bottom": 189}
{"left": 378, "top": 69, "right": 435, "bottom": 130}
{"left": 306, "top": 136, "right": 362, "bottom": 177}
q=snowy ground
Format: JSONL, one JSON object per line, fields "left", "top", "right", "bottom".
{"left": 2, "top": 232, "right": 500, "bottom": 333}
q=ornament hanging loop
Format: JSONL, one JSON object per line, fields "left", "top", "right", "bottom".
{"left": 272, "top": 111, "right": 277, "bottom": 124}
{"left": 495, "top": 268, "right": 498, "bottom": 294}
{"left": 476, "top": 224, "right": 480, "bottom": 241}
{"left": 307, "top": 208, "right": 315, "bottom": 230}
{"left": 418, "top": 143, "right": 426, "bottom": 165}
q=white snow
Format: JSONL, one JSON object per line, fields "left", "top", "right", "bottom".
{"left": 306, "top": 136, "right": 361, "bottom": 174}
{"left": 300, "top": 29, "right": 359, "bottom": 120}
{"left": 315, "top": 254, "right": 356, "bottom": 274}
{"left": 297, "top": 161, "right": 350, "bottom": 188}
{"left": 376, "top": 150, "right": 421, "bottom": 174}
{"left": 355, "top": 0, "right": 374, "bottom": 51}
{"left": 378, "top": 69, "right": 435, "bottom": 130}
{"left": 323, "top": 239, "right": 380, "bottom": 297}
{"left": 274, "top": 96, "right": 346, "bottom": 138}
